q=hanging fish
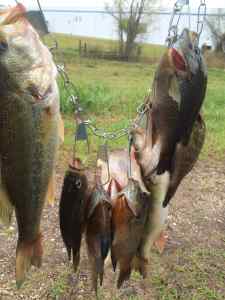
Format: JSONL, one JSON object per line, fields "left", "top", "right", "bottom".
{"left": 0, "top": 4, "right": 63, "bottom": 287}
{"left": 59, "top": 158, "right": 89, "bottom": 272}
{"left": 128, "top": 28, "right": 207, "bottom": 264}
{"left": 134, "top": 29, "right": 207, "bottom": 179}
{"left": 86, "top": 183, "right": 112, "bottom": 294}
{"left": 98, "top": 147, "right": 151, "bottom": 277}
{"left": 111, "top": 178, "right": 149, "bottom": 288}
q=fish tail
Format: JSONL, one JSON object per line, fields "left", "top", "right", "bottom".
{"left": 58, "top": 114, "right": 64, "bottom": 144}
{"left": 0, "top": 185, "right": 14, "bottom": 227}
{"left": 90, "top": 258, "right": 98, "bottom": 295}
{"left": 16, "top": 233, "right": 43, "bottom": 288}
{"left": 131, "top": 255, "right": 148, "bottom": 279}
{"left": 96, "top": 256, "right": 104, "bottom": 286}
{"left": 111, "top": 248, "right": 117, "bottom": 272}
{"left": 72, "top": 249, "right": 80, "bottom": 273}
{"left": 117, "top": 260, "right": 131, "bottom": 289}
{"left": 46, "top": 172, "right": 56, "bottom": 206}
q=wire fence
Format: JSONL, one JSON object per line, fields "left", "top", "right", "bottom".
{"left": 41, "top": 8, "right": 225, "bottom": 46}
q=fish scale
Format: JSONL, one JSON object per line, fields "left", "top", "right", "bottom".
{"left": 0, "top": 4, "right": 61, "bottom": 287}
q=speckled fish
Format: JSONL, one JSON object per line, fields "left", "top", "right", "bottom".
{"left": 111, "top": 178, "right": 149, "bottom": 288}
{"left": 59, "top": 159, "right": 89, "bottom": 272}
{"left": 86, "top": 183, "right": 112, "bottom": 294}
{"left": 0, "top": 4, "right": 63, "bottom": 287}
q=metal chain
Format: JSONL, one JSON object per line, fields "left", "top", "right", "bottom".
{"left": 166, "top": 0, "right": 188, "bottom": 47}
{"left": 83, "top": 101, "right": 150, "bottom": 141}
{"left": 33, "top": 0, "right": 151, "bottom": 143}
{"left": 197, "top": 0, "right": 207, "bottom": 42}
{"left": 166, "top": 0, "right": 207, "bottom": 47}
{"left": 58, "top": 62, "right": 151, "bottom": 141}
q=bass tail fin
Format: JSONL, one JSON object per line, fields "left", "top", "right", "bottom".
{"left": 16, "top": 234, "right": 43, "bottom": 288}
{"left": 0, "top": 185, "right": 14, "bottom": 227}
{"left": 45, "top": 171, "right": 56, "bottom": 206}
{"left": 58, "top": 114, "right": 64, "bottom": 144}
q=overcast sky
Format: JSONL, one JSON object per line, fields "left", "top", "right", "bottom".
{"left": 2, "top": 0, "right": 225, "bottom": 9}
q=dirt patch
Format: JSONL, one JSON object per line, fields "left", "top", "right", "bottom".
{"left": 0, "top": 158, "right": 225, "bottom": 300}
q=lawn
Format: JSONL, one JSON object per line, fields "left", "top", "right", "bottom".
{"left": 48, "top": 34, "right": 225, "bottom": 161}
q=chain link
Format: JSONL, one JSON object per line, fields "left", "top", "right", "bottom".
{"left": 166, "top": 0, "right": 188, "bottom": 47}
{"left": 197, "top": 0, "right": 207, "bottom": 41}
{"left": 57, "top": 62, "right": 151, "bottom": 141}
{"left": 166, "top": 0, "right": 207, "bottom": 47}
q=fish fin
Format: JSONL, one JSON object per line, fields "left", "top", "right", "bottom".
{"left": 125, "top": 197, "right": 138, "bottom": 217}
{"left": 89, "top": 256, "right": 99, "bottom": 295}
{"left": 111, "top": 248, "right": 117, "bottom": 272}
{"left": 66, "top": 245, "right": 72, "bottom": 261}
{"left": 117, "top": 260, "right": 132, "bottom": 289}
{"left": 58, "top": 114, "right": 64, "bottom": 144}
{"left": 154, "top": 231, "right": 168, "bottom": 254}
{"left": 0, "top": 185, "right": 14, "bottom": 227}
{"left": 72, "top": 249, "right": 80, "bottom": 273}
{"left": 101, "top": 237, "right": 110, "bottom": 261}
{"left": 16, "top": 234, "right": 43, "bottom": 288}
{"left": 131, "top": 256, "right": 148, "bottom": 279}
{"left": 96, "top": 257, "right": 104, "bottom": 288}
{"left": 45, "top": 171, "right": 56, "bottom": 206}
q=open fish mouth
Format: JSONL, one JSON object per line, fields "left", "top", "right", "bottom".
{"left": 0, "top": 3, "right": 29, "bottom": 29}
{"left": 171, "top": 29, "right": 200, "bottom": 76}
{"left": 28, "top": 83, "right": 52, "bottom": 103}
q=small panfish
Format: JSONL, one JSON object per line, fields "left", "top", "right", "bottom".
{"left": 111, "top": 178, "right": 149, "bottom": 288}
{"left": 86, "top": 184, "right": 112, "bottom": 294}
{"left": 59, "top": 159, "right": 89, "bottom": 272}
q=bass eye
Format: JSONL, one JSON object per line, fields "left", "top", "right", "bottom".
{"left": 0, "top": 40, "right": 8, "bottom": 53}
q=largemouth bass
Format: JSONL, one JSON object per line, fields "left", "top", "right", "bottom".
{"left": 0, "top": 4, "right": 62, "bottom": 287}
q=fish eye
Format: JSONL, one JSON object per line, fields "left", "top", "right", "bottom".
{"left": 189, "top": 43, "right": 193, "bottom": 50}
{"left": 0, "top": 40, "right": 8, "bottom": 52}
{"left": 75, "top": 179, "right": 82, "bottom": 189}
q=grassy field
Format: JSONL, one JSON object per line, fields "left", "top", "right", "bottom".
{"left": 47, "top": 33, "right": 225, "bottom": 161}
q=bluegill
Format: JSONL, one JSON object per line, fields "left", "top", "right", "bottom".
{"left": 111, "top": 178, "right": 149, "bottom": 288}
{"left": 59, "top": 159, "right": 89, "bottom": 272}
{"left": 86, "top": 183, "right": 112, "bottom": 294}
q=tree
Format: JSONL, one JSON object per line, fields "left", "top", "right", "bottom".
{"left": 106, "top": 0, "right": 155, "bottom": 61}
{"left": 205, "top": 9, "right": 225, "bottom": 53}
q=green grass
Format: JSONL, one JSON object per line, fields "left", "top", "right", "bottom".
{"left": 148, "top": 247, "right": 225, "bottom": 300}
{"left": 202, "top": 68, "right": 225, "bottom": 156}
{"left": 45, "top": 33, "right": 165, "bottom": 63}
{"left": 58, "top": 62, "right": 225, "bottom": 160}
{"left": 45, "top": 34, "right": 225, "bottom": 160}
{"left": 43, "top": 34, "right": 225, "bottom": 300}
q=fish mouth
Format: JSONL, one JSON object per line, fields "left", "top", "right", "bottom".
{"left": 0, "top": 4, "right": 27, "bottom": 26}
{"left": 171, "top": 29, "right": 200, "bottom": 76}
{"left": 170, "top": 47, "right": 187, "bottom": 72}
{"left": 27, "top": 83, "right": 56, "bottom": 109}
{"left": 28, "top": 84, "right": 52, "bottom": 102}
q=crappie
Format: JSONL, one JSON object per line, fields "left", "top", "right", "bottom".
{"left": 111, "top": 178, "right": 149, "bottom": 288}
{"left": 59, "top": 159, "right": 89, "bottom": 272}
{"left": 86, "top": 183, "right": 112, "bottom": 294}
{"left": 0, "top": 4, "right": 62, "bottom": 287}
